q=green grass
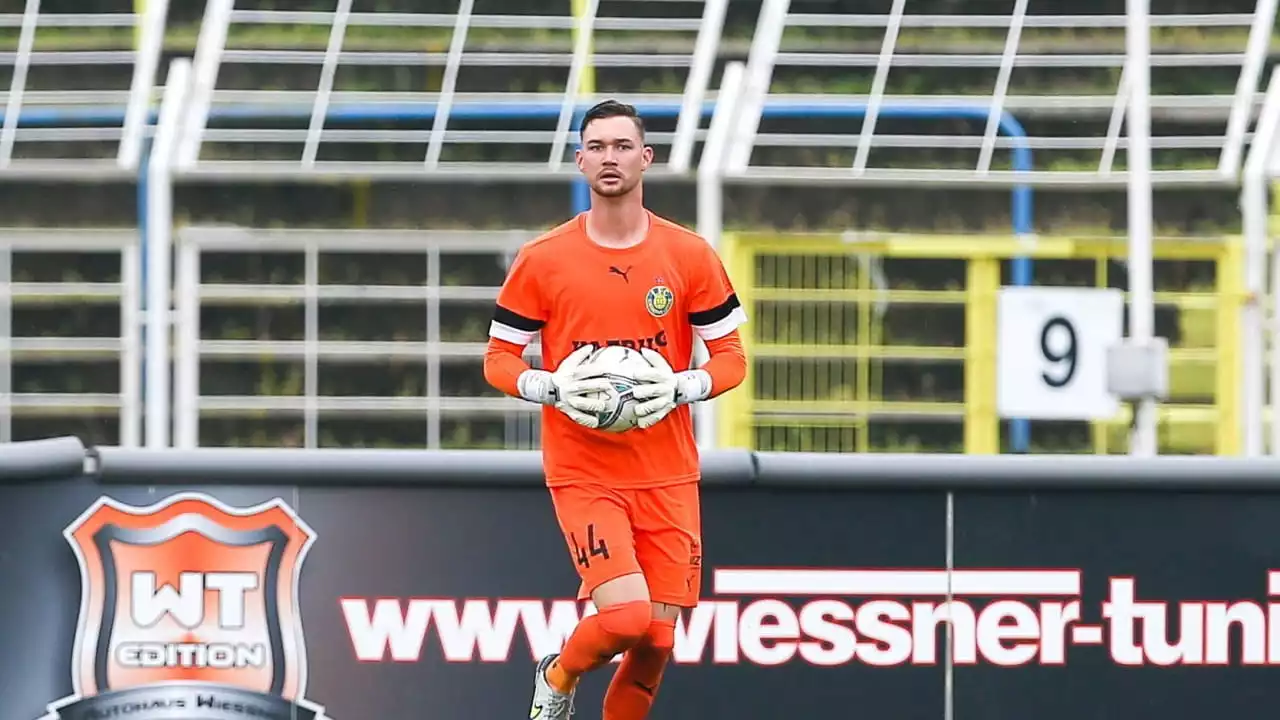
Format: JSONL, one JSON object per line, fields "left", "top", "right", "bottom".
{"left": 3, "top": 21, "right": 1273, "bottom": 55}
{"left": 2, "top": 22, "right": 1268, "bottom": 100}
{"left": 782, "top": 25, "right": 1264, "bottom": 54}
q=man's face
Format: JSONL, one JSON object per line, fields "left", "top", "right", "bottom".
{"left": 575, "top": 115, "right": 652, "bottom": 198}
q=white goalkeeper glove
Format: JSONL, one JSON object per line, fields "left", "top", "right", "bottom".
{"left": 630, "top": 348, "right": 712, "bottom": 430}
{"left": 516, "top": 344, "right": 617, "bottom": 429}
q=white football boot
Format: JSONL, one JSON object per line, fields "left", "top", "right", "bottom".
{"left": 529, "top": 653, "right": 576, "bottom": 719}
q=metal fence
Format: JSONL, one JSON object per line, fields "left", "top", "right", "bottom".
{"left": 0, "top": 2, "right": 162, "bottom": 176}
{"left": 0, "top": 228, "right": 140, "bottom": 446}
{"left": 5, "top": 1, "right": 1280, "bottom": 455}
{"left": 170, "top": 224, "right": 540, "bottom": 450}
{"left": 718, "top": 229, "right": 1240, "bottom": 456}
{"left": 138, "top": 0, "right": 1280, "bottom": 454}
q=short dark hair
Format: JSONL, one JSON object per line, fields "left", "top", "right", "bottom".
{"left": 579, "top": 100, "right": 645, "bottom": 141}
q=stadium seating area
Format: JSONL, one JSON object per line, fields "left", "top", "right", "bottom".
{"left": 4, "top": 0, "right": 1267, "bottom": 452}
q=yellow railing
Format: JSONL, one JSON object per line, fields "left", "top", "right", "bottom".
{"left": 717, "top": 231, "right": 1245, "bottom": 455}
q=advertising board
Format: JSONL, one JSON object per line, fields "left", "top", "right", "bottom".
{"left": 0, "top": 477, "right": 1276, "bottom": 719}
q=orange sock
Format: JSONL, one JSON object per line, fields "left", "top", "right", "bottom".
{"left": 547, "top": 600, "right": 651, "bottom": 694}
{"left": 602, "top": 618, "right": 676, "bottom": 720}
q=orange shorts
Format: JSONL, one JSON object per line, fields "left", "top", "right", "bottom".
{"left": 548, "top": 481, "right": 702, "bottom": 608}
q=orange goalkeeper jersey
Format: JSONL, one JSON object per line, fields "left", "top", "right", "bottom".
{"left": 489, "top": 211, "right": 748, "bottom": 488}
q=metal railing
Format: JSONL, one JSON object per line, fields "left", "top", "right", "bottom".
{"left": 715, "top": 229, "right": 1239, "bottom": 456}
{"left": 702, "top": 0, "right": 1279, "bottom": 456}
{"left": 1239, "top": 61, "right": 1280, "bottom": 459}
{"left": 2, "top": 1, "right": 1279, "bottom": 454}
{"left": 0, "top": 1, "right": 168, "bottom": 175}
{"left": 0, "top": 228, "right": 140, "bottom": 446}
{"left": 725, "top": 0, "right": 1278, "bottom": 187}
{"left": 0, "top": 2, "right": 163, "bottom": 447}
{"left": 153, "top": 1, "right": 1280, "bottom": 186}
{"left": 170, "top": 0, "right": 728, "bottom": 179}
{"left": 10, "top": 434, "right": 1280, "bottom": 488}
{"left": 141, "top": 0, "right": 1280, "bottom": 452}
{"left": 154, "top": 94, "right": 1040, "bottom": 451}
{"left": 171, "top": 225, "right": 541, "bottom": 450}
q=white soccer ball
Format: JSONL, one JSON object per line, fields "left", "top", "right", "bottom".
{"left": 579, "top": 345, "right": 655, "bottom": 433}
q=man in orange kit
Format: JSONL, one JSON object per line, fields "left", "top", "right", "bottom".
{"left": 483, "top": 99, "right": 748, "bottom": 719}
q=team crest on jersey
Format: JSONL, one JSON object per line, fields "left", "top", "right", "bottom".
{"left": 41, "top": 493, "right": 328, "bottom": 720}
{"left": 645, "top": 284, "right": 674, "bottom": 318}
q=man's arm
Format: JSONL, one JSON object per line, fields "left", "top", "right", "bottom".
{"left": 484, "top": 247, "right": 611, "bottom": 424}
{"left": 485, "top": 336, "right": 609, "bottom": 409}
{"left": 676, "top": 329, "right": 747, "bottom": 405}
{"left": 483, "top": 336, "right": 540, "bottom": 400}
{"left": 676, "top": 239, "right": 749, "bottom": 405}
{"left": 485, "top": 247, "right": 559, "bottom": 404}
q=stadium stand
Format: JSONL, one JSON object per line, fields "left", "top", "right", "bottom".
{"left": 0, "top": 0, "right": 1274, "bottom": 455}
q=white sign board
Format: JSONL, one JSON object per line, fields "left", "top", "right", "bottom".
{"left": 997, "top": 286, "right": 1124, "bottom": 421}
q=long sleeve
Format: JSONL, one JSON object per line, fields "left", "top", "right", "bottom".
{"left": 682, "top": 234, "right": 747, "bottom": 401}
{"left": 700, "top": 329, "right": 746, "bottom": 398}
{"left": 487, "top": 242, "right": 549, "bottom": 400}
{"left": 484, "top": 336, "right": 533, "bottom": 398}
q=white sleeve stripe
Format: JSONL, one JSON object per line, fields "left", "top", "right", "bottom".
{"left": 694, "top": 306, "right": 748, "bottom": 341}
{"left": 489, "top": 320, "right": 537, "bottom": 345}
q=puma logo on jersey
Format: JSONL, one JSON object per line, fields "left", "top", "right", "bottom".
{"left": 608, "top": 265, "right": 632, "bottom": 282}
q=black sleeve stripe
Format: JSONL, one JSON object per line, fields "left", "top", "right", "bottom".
{"left": 689, "top": 293, "right": 742, "bottom": 327}
{"left": 493, "top": 304, "right": 544, "bottom": 332}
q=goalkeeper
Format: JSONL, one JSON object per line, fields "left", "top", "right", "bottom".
{"left": 483, "top": 100, "right": 747, "bottom": 720}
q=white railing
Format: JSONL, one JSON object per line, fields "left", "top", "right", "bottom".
{"left": 0, "top": 228, "right": 140, "bottom": 446}
{"left": 0, "top": 1, "right": 162, "bottom": 448}
{"left": 1, "top": 1, "right": 1275, "bottom": 452}
{"left": 171, "top": 225, "right": 542, "bottom": 450}
{"left": 702, "top": 0, "right": 1277, "bottom": 456}
{"left": 170, "top": 0, "right": 727, "bottom": 179}
{"left": 140, "top": 0, "right": 1280, "bottom": 451}
{"left": 720, "top": 0, "right": 1278, "bottom": 187}
{"left": 1240, "top": 66, "right": 1280, "bottom": 459}
{"left": 0, "top": 0, "right": 169, "bottom": 175}
{"left": 157, "top": 0, "right": 1280, "bottom": 186}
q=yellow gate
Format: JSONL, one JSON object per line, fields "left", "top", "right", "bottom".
{"left": 715, "top": 232, "right": 1244, "bottom": 455}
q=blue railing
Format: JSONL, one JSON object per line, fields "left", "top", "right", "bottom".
{"left": 7, "top": 101, "right": 1036, "bottom": 453}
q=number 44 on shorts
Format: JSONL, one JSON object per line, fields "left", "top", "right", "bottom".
{"left": 572, "top": 523, "right": 610, "bottom": 568}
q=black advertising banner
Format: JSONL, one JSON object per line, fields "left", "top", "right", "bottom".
{"left": 0, "top": 477, "right": 1277, "bottom": 720}
{"left": 953, "top": 492, "right": 1280, "bottom": 719}
{"left": 0, "top": 482, "right": 327, "bottom": 720}
{"left": 295, "top": 487, "right": 945, "bottom": 720}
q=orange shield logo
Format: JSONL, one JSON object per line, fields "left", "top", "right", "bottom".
{"left": 43, "top": 493, "right": 328, "bottom": 720}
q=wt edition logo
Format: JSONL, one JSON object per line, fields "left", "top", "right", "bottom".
{"left": 342, "top": 568, "right": 1280, "bottom": 668}
{"left": 41, "top": 493, "right": 329, "bottom": 720}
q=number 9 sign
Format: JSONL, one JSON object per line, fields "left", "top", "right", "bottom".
{"left": 1039, "top": 316, "right": 1077, "bottom": 388}
{"left": 997, "top": 287, "right": 1124, "bottom": 421}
